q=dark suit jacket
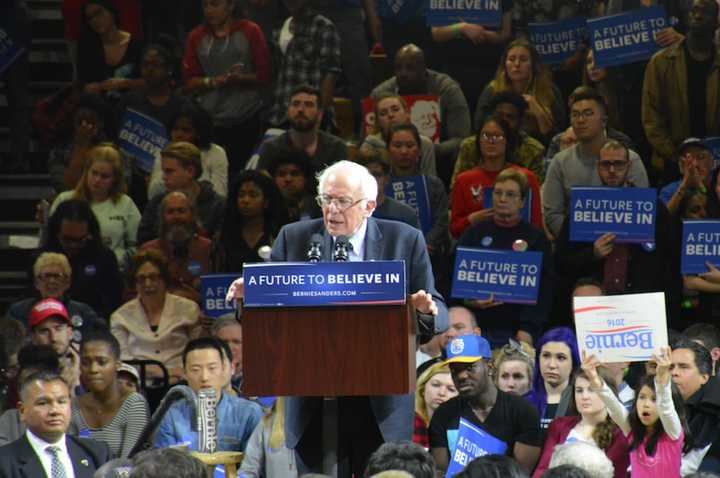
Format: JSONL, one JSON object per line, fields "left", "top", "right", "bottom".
{"left": 270, "top": 217, "right": 449, "bottom": 447}
{"left": 0, "top": 433, "right": 110, "bottom": 478}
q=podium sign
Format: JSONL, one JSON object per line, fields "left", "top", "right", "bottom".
{"left": 242, "top": 261, "right": 407, "bottom": 307}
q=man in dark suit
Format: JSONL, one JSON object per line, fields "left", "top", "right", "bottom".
{"left": 230, "top": 160, "right": 448, "bottom": 476}
{"left": 0, "top": 370, "right": 109, "bottom": 478}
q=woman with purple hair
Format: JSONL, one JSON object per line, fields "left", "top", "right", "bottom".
{"left": 527, "top": 327, "right": 581, "bottom": 432}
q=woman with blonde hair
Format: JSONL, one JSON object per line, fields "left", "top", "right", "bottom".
{"left": 493, "top": 339, "right": 535, "bottom": 397}
{"left": 49, "top": 143, "right": 141, "bottom": 270}
{"left": 475, "top": 39, "right": 565, "bottom": 142}
{"left": 413, "top": 361, "right": 458, "bottom": 449}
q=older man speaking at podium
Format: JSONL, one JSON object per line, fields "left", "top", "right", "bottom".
{"left": 229, "top": 160, "right": 448, "bottom": 476}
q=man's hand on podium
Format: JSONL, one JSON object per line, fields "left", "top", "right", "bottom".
{"left": 225, "top": 278, "right": 244, "bottom": 304}
{"left": 410, "top": 290, "right": 437, "bottom": 316}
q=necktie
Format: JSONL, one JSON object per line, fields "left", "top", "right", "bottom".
{"left": 46, "top": 445, "right": 68, "bottom": 478}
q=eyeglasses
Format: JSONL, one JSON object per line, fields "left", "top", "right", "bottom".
{"left": 598, "top": 160, "right": 629, "bottom": 171}
{"left": 492, "top": 189, "right": 521, "bottom": 200}
{"left": 571, "top": 109, "right": 596, "bottom": 120}
{"left": 315, "top": 195, "right": 365, "bottom": 211}
{"left": 480, "top": 132, "right": 505, "bottom": 143}
{"left": 36, "top": 272, "right": 69, "bottom": 282}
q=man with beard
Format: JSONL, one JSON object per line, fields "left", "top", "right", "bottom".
{"left": 137, "top": 142, "right": 225, "bottom": 244}
{"left": 554, "top": 139, "right": 681, "bottom": 323}
{"left": 258, "top": 85, "right": 347, "bottom": 174}
{"left": 140, "top": 191, "right": 213, "bottom": 303}
{"left": 428, "top": 335, "right": 541, "bottom": 474}
{"left": 371, "top": 44, "right": 472, "bottom": 182}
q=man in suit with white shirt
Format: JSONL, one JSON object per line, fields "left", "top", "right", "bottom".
{"left": 0, "top": 370, "right": 109, "bottom": 478}
{"left": 230, "top": 160, "right": 448, "bottom": 476}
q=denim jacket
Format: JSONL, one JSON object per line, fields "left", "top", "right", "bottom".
{"left": 154, "top": 392, "right": 262, "bottom": 452}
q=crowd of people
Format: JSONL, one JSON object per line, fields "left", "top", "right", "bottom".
{"left": 2, "top": 0, "right": 720, "bottom": 476}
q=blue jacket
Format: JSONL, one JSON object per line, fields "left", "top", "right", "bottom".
{"left": 154, "top": 392, "right": 262, "bottom": 452}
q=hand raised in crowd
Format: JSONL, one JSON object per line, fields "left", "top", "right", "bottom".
{"left": 460, "top": 21, "right": 487, "bottom": 45}
{"left": 680, "top": 154, "right": 704, "bottom": 190}
{"left": 593, "top": 232, "right": 616, "bottom": 259}
{"left": 35, "top": 199, "right": 50, "bottom": 224}
{"left": 411, "top": 289, "right": 438, "bottom": 316}
{"left": 700, "top": 262, "right": 720, "bottom": 283}
{"left": 468, "top": 207, "right": 494, "bottom": 225}
{"left": 655, "top": 27, "right": 683, "bottom": 47}
{"left": 652, "top": 346, "right": 672, "bottom": 385}
{"left": 580, "top": 351, "right": 604, "bottom": 390}
{"left": 559, "top": 126, "right": 577, "bottom": 151}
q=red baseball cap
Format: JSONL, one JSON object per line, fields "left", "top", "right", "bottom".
{"left": 29, "top": 298, "right": 71, "bottom": 328}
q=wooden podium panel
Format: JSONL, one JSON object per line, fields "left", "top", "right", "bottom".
{"left": 242, "top": 303, "right": 416, "bottom": 397}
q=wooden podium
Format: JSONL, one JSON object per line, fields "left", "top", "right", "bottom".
{"left": 242, "top": 303, "right": 416, "bottom": 396}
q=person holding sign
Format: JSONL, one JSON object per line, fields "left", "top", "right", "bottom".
{"left": 533, "top": 366, "right": 629, "bottom": 478}
{"left": 476, "top": 39, "right": 566, "bottom": 143}
{"left": 451, "top": 115, "right": 543, "bottom": 238}
{"left": 360, "top": 93, "right": 437, "bottom": 177}
{"left": 455, "top": 168, "right": 552, "bottom": 346}
{"left": 386, "top": 123, "right": 449, "bottom": 257}
{"left": 428, "top": 335, "right": 541, "bottom": 474}
{"left": 642, "top": 0, "right": 720, "bottom": 180}
{"left": 555, "top": 140, "right": 680, "bottom": 317}
{"left": 582, "top": 349, "right": 686, "bottom": 477}
{"left": 543, "top": 87, "right": 649, "bottom": 238}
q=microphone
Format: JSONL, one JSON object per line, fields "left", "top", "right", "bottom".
{"left": 128, "top": 385, "right": 197, "bottom": 457}
{"left": 333, "top": 236, "right": 350, "bottom": 262}
{"left": 307, "top": 233, "right": 323, "bottom": 262}
{"left": 197, "top": 387, "right": 218, "bottom": 453}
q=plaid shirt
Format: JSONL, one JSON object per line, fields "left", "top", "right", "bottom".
{"left": 269, "top": 11, "right": 341, "bottom": 125}
{"left": 413, "top": 413, "right": 430, "bottom": 450}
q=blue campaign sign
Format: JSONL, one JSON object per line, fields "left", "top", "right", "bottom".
{"left": 680, "top": 220, "right": 720, "bottom": 274}
{"left": 0, "top": 28, "right": 24, "bottom": 75}
{"left": 483, "top": 187, "right": 531, "bottom": 223}
{"left": 588, "top": 6, "right": 667, "bottom": 68}
{"left": 446, "top": 418, "right": 508, "bottom": 477}
{"left": 242, "top": 261, "right": 406, "bottom": 308}
{"left": 451, "top": 247, "right": 543, "bottom": 304}
{"left": 386, "top": 176, "right": 432, "bottom": 234}
{"left": 704, "top": 137, "right": 720, "bottom": 170}
{"left": 118, "top": 108, "right": 170, "bottom": 173}
{"left": 426, "top": 0, "right": 502, "bottom": 27}
{"left": 200, "top": 274, "right": 240, "bottom": 318}
{"left": 569, "top": 187, "right": 657, "bottom": 243}
{"left": 528, "top": 17, "right": 588, "bottom": 65}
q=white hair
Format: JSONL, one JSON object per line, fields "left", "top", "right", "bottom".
{"left": 316, "top": 160, "right": 378, "bottom": 202}
{"left": 548, "top": 443, "right": 614, "bottom": 478}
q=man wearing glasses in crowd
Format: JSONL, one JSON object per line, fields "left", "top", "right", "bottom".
{"left": 228, "top": 159, "right": 447, "bottom": 476}
{"left": 542, "top": 87, "right": 649, "bottom": 239}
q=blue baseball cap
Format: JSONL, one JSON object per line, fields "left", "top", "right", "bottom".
{"left": 444, "top": 335, "right": 492, "bottom": 364}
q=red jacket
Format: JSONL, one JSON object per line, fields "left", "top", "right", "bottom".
{"left": 533, "top": 415, "right": 629, "bottom": 478}
{"left": 450, "top": 164, "right": 542, "bottom": 238}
